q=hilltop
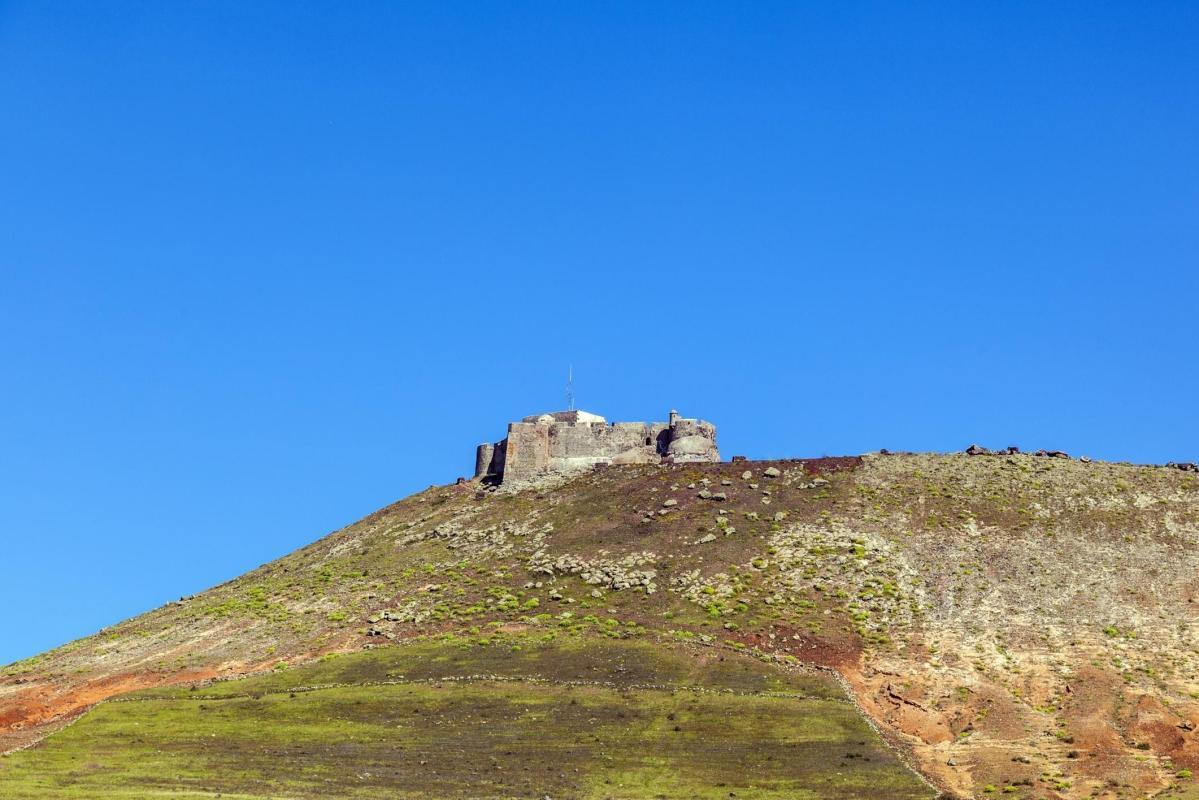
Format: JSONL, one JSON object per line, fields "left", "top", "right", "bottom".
{"left": 2, "top": 452, "right": 1198, "bottom": 799}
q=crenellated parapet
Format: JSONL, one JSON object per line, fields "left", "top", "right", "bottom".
{"left": 474, "top": 409, "right": 719, "bottom": 485}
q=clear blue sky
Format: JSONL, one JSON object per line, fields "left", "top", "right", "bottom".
{"left": 2, "top": 2, "right": 1195, "bottom": 665}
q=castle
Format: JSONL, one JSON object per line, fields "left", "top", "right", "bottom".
{"left": 475, "top": 409, "right": 719, "bottom": 484}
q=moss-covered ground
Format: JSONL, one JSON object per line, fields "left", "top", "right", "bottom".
{"left": 0, "top": 632, "right": 932, "bottom": 799}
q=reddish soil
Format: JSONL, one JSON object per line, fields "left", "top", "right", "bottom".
{"left": 729, "top": 624, "right": 862, "bottom": 670}
{"left": 0, "top": 668, "right": 222, "bottom": 745}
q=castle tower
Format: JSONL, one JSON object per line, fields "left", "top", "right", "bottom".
{"left": 474, "top": 408, "right": 717, "bottom": 484}
{"left": 474, "top": 443, "right": 496, "bottom": 479}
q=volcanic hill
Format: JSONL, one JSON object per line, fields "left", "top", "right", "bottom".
{"left": 2, "top": 452, "right": 1198, "bottom": 799}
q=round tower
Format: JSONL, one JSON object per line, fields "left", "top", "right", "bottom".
{"left": 474, "top": 443, "right": 495, "bottom": 479}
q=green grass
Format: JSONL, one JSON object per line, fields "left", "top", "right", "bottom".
{"left": 0, "top": 634, "right": 932, "bottom": 799}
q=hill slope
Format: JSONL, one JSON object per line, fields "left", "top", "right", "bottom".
{"left": 2, "top": 453, "right": 1198, "bottom": 799}
{"left": 0, "top": 633, "right": 932, "bottom": 799}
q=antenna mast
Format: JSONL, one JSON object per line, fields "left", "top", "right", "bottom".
{"left": 566, "top": 365, "right": 575, "bottom": 411}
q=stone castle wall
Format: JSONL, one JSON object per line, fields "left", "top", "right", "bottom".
{"left": 474, "top": 409, "right": 718, "bottom": 485}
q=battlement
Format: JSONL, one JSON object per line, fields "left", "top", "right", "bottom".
{"left": 474, "top": 409, "right": 719, "bottom": 485}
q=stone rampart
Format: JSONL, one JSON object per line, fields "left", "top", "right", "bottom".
{"left": 474, "top": 409, "right": 718, "bottom": 485}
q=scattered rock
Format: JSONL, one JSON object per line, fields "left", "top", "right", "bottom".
{"left": 965, "top": 444, "right": 990, "bottom": 456}
{"left": 695, "top": 533, "right": 717, "bottom": 544}
{"left": 662, "top": 498, "right": 678, "bottom": 508}
{"left": 529, "top": 551, "right": 658, "bottom": 593}
{"left": 763, "top": 466, "right": 781, "bottom": 478}
{"left": 711, "top": 492, "right": 728, "bottom": 501}
{"left": 731, "top": 455, "right": 747, "bottom": 462}
{"left": 741, "top": 470, "right": 752, "bottom": 480}
{"left": 697, "top": 489, "right": 712, "bottom": 499}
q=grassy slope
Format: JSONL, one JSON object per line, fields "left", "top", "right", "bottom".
{"left": 2, "top": 453, "right": 1198, "bottom": 799}
{"left": 0, "top": 633, "right": 932, "bottom": 799}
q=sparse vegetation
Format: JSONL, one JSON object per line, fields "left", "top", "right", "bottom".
{"left": 2, "top": 453, "right": 1198, "bottom": 800}
{"left": 0, "top": 633, "right": 928, "bottom": 799}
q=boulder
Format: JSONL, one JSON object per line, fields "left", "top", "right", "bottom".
{"left": 763, "top": 466, "right": 781, "bottom": 478}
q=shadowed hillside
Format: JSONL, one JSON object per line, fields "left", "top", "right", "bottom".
{"left": 3, "top": 453, "right": 1198, "bottom": 799}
